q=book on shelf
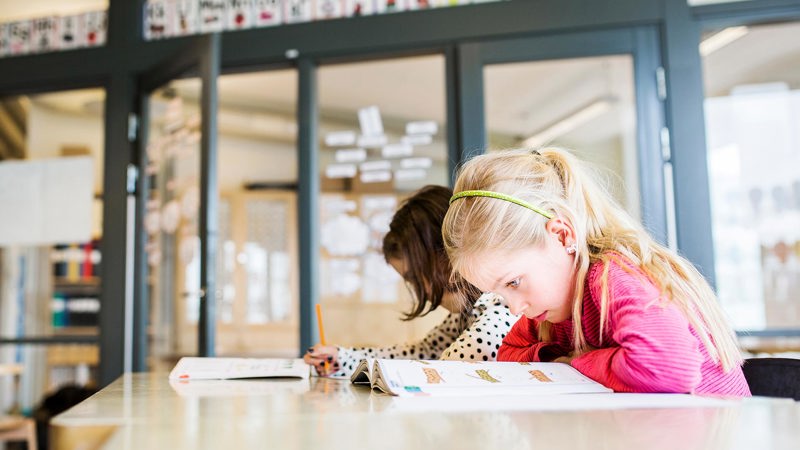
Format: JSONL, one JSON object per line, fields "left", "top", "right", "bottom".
{"left": 168, "top": 357, "right": 310, "bottom": 381}
{"left": 350, "top": 358, "right": 612, "bottom": 397}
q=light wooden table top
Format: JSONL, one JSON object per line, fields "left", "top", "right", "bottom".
{"left": 51, "top": 372, "right": 799, "bottom": 450}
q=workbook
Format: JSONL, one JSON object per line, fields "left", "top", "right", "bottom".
{"left": 350, "top": 359, "right": 612, "bottom": 397}
{"left": 168, "top": 357, "right": 310, "bottom": 380}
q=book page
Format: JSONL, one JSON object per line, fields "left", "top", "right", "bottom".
{"left": 374, "top": 360, "right": 612, "bottom": 397}
{"left": 169, "top": 357, "right": 310, "bottom": 380}
{"left": 349, "top": 358, "right": 375, "bottom": 384}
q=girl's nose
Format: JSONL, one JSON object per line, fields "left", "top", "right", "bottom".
{"left": 507, "top": 297, "right": 527, "bottom": 316}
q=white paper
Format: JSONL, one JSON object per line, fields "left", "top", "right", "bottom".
{"left": 344, "top": 0, "right": 375, "bottom": 16}
{"left": 30, "top": 17, "right": 58, "bottom": 53}
{"left": 360, "top": 170, "right": 392, "bottom": 183}
{"left": 0, "top": 157, "right": 94, "bottom": 246}
{"left": 382, "top": 142, "right": 413, "bottom": 158}
{"left": 406, "top": 120, "right": 438, "bottom": 135}
{"left": 402, "top": 134, "right": 433, "bottom": 146}
{"left": 284, "top": 0, "right": 313, "bottom": 23}
{"left": 335, "top": 148, "right": 367, "bottom": 163}
{"left": 357, "top": 134, "right": 388, "bottom": 148}
{"left": 84, "top": 11, "right": 107, "bottom": 46}
{"left": 325, "top": 163, "right": 357, "bottom": 179}
{"left": 394, "top": 168, "right": 427, "bottom": 181}
{"left": 59, "top": 15, "right": 85, "bottom": 49}
{"left": 359, "top": 160, "right": 391, "bottom": 172}
{"left": 375, "top": 0, "right": 407, "bottom": 13}
{"left": 253, "top": 0, "right": 283, "bottom": 27}
{"left": 400, "top": 157, "right": 432, "bottom": 169}
{"left": 145, "top": 0, "right": 170, "bottom": 40}
{"left": 8, "top": 21, "right": 31, "bottom": 55}
{"left": 316, "top": 0, "right": 344, "bottom": 19}
{"left": 321, "top": 214, "right": 369, "bottom": 256}
{"left": 0, "top": 23, "right": 9, "bottom": 57}
{"left": 358, "top": 106, "right": 384, "bottom": 136}
{"left": 325, "top": 130, "right": 357, "bottom": 147}
{"left": 200, "top": 0, "right": 227, "bottom": 32}
{"left": 227, "top": 0, "right": 254, "bottom": 30}
{"left": 173, "top": 0, "right": 200, "bottom": 35}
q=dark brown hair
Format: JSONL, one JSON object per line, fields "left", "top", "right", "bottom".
{"left": 382, "top": 185, "right": 482, "bottom": 320}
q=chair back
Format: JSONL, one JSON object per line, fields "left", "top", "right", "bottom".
{"left": 742, "top": 357, "right": 800, "bottom": 400}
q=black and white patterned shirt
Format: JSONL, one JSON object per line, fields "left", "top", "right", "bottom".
{"left": 332, "top": 293, "right": 519, "bottom": 376}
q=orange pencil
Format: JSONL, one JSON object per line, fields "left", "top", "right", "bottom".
{"left": 315, "top": 303, "right": 330, "bottom": 374}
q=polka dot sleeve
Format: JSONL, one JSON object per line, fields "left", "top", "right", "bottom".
{"left": 441, "top": 293, "right": 519, "bottom": 362}
{"left": 332, "top": 312, "right": 464, "bottom": 377}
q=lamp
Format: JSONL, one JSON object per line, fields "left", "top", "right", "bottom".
{"left": 522, "top": 98, "right": 613, "bottom": 148}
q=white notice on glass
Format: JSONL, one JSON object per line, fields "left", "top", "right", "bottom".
{"left": 358, "top": 106, "right": 385, "bottom": 136}
{"left": 325, "top": 131, "right": 357, "bottom": 147}
{"left": 382, "top": 143, "right": 413, "bottom": 158}
{"left": 406, "top": 120, "right": 438, "bottom": 136}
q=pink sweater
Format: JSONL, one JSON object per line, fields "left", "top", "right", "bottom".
{"left": 498, "top": 257, "right": 751, "bottom": 396}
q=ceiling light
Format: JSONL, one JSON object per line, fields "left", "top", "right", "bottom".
{"left": 699, "top": 26, "right": 748, "bottom": 56}
{"left": 522, "top": 98, "right": 612, "bottom": 148}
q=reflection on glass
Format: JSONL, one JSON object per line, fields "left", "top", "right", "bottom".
{"left": 214, "top": 69, "right": 299, "bottom": 357}
{"left": 484, "top": 55, "right": 640, "bottom": 219}
{"left": 318, "top": 55, "right": 450, "bottom": 347}
{"left": 145, "top": 81, "right": 202, "bottom": 359}
{"left": 702, "top": 22, "right": 800, "bottom": 331}
{"left": 0, "top": 87, "right": 105, "bottom": 410}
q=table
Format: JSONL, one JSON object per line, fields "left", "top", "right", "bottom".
{"left": 52, "top": 372, "right": 799, "bottom": 450}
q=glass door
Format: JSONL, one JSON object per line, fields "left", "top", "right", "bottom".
{"left": 458, "top": 27, "right": 669, "bottom": 244}
{"left": 134, "top": 35, "right": 219, "bottom": 371}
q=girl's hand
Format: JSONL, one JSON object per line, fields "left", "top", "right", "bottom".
{"left": 554, "top": 345, "right": 598, "bottom": 364}
{"left": 303, "top": 344, "right": 339, "bottom": 376}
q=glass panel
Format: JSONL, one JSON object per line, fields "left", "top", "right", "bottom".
{"left": 484, "top": 55, "right": 640, "bottom": 218}
{"left": 0, "top": 87, "right": 104, "bottom": 412}
{"left": 215, "top": 69, "right": 299, "bottom": 357}
{"left": 318, "top": 55, "right": 450, "bottom": 348}
{"left": 702, "top": 22, "right": 800, "bottom": 336}
{"left": 144, "top": 79, "right": 201, "bottom": 365}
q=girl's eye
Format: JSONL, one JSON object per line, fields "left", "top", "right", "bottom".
{"left": 506, "top": 278, "right": 520, "bottom": 289}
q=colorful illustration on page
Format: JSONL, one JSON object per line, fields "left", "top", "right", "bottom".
{"left": 423, "top": 368, "right": 445, "bottom": 384}
{"left": 468, "top": 369, "right": 501, "bottom": 383}
{"left": 529, "top": 370, "right": 553, "bottom": 382}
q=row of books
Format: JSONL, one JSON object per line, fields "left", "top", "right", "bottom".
{"left": 52, "top": 241, "right": 102, "bottom": 281}
{"left": 52, "top": 296, "right": 101, "bottom": 328}
{"left": 144, "top": 0, "right": 503, "bottom": 40}
{"left": 0, "top": 11, "right": 107, "bottom": 58}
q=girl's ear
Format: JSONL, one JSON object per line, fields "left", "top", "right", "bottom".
{"left": 545, "top": 217, "right": 576, "bottom": 248}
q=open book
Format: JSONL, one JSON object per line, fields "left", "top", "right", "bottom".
{"left": 350, "top": 359, "right": 612, "bottom": 397}
{"left": 168, "top": 357, "right": 310, "bottom": 381}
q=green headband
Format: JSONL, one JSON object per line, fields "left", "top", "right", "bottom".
{"left": 449, "top": 190, "right": 554, "bottom": 220}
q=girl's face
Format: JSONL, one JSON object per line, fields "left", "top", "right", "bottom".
{"left": 463, "top": 228, "right": 577, "bottom": 323}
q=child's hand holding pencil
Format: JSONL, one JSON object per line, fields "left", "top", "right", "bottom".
{"left": 302, "top": 304, "right": 339, "bottom": 376}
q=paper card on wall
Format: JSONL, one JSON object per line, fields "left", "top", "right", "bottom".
{"left": 343, "top": 0, "right": 375, "bottom": 16}
{"left": 358, "top": 105, "right": 384, "bottom": 136}
{"left": 375, "top": 0, "right": 406, "bottom": 14}
{"left": 325, "top": 258, "right": 361, "bottom": 296}
{"left": 321, "top": 214, "right": 369, "bottom": 256}
{"left": 253, "top": 0, "right": 283, "bottom": 27}
{"left": 284, "top": 0, "right": 313, "bottom": 24}
{"left": 325, "top": 163, "right": 357, "bottom": 179}
{"left": 406, "top": 120, "right": 438, "bottom": 135}
{"left": 59, "top": 15, "right": 85, "bottom": 49}
{"left": 325, "top": 130, "right": 357, "bottom": 147}
{"left": 8, "top": 21, "right": 31, "bottom": 55}
{"left": 406, "top": 0, "right": 433, "bottom": 9}
{"left": 0, "top": 24, "right": 9, "bottom": 57}
{"left": 382, "top": 142, "right": 413, "bottom": 158}
{"left": 173, "top": 0, "right": 200, "bottom": 35}
{"left": 0, "top": 157, "right": 94, "bottom": 246}
{"left": 401, "top": 134, "right": 432, "bottom": 146}
{"left": 359, "top": 160, "right": 391, "bottom": 172}
{"left": 84, "top": 11, "right": 107, "bottom": 46}
{"left": 357, "top": 134, "right": 387, "bottom": 148}
{"left": 316, "top": 0, "right": 344, "bottom": 19}
{"left": 227, "top": 0, "right": 254, "bottom": 30}
{"left": 335, "top": 148, "right": 367, "bottom": 163}
{"left": 400, "top": 157, "right": 432, "bottom": 169}
{"left": 394, "top": 168, "right": 427, "bottom": 181}
{"left": 145, "top": 0, "right": 170, "bottom": 40}
{"left": 361, "top": 195, "right": 396, "bottom": 247}
{"left": 31, "top": 17, "right": 59, "bottom": 53}
{"left": 360, "top": 170, "right": 392, "bottom": 183}
{"left": 361, "top": 251, "right": 400, "bottom": 303}
{"left": 200, "top": 0, "right": 227, "bottom": 32}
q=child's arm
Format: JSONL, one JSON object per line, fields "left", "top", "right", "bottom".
{"left": 331, "top": 312, "right": 464, "bottom": 376}
{"left": 497, "top": 317, "right": 570, "bottom": 362}
{"left": 440, "top": 294, "right": 518, "bottom": 361}
{"left": 570, "top": 261, "right": 704, "bottom": 393}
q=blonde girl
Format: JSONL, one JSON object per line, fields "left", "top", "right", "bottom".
{"left": 443, "top": 148, "right": 749, "bottom": 396}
